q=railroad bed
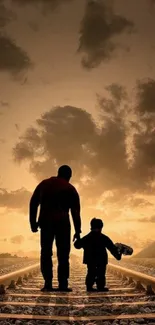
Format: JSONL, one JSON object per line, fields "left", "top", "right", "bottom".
{"left": 0, "top": 261, "right": 155, "bottom": 324}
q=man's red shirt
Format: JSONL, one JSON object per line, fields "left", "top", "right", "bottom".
{"left": 29, "top": 176, "right": 81, "bottom": 233}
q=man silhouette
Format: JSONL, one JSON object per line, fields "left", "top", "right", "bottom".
{"left": 29, "top": 165, "right": 81, "bottom": 292}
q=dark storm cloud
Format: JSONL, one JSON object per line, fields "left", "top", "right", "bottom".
{"left": 13, "top": 106, "right": 98, "bottom": 182}
{"left": 13, "top": 127, "right": 43, "bottom": 163}
{"left": 0, "top": 2, "right": 31, "bottom": 74}
{"left": 131, "top": 79, "right": 155, "bottom": 188}
{"left": 0, "top": 34, "right": 32, "bottom": 74}
{"left": 78, "top": 0, "right": 134, "bottom": 69}
{"left": 12, "top": 79, "right": 155, "bottom": 203}
{"left": 0, "top": 187, "right": 31, "bottom": 213}
{"left": 0, "top": 1, "right": 32, "bottom": 75}
{"left": 10, "top": 235, "right": 25, "bottom": 244}
{"left": 11, "top": 94, "right": 127, "bottom": 195}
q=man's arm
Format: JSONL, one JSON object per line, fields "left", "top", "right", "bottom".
{"left": 105, "top": 236, "right": 121, "bottom": 260}
{"left": 29, "top": 183, "right": 42, "bottom": 232}
{"left": 70, "top": 187, "right": 81, "bottom": 241}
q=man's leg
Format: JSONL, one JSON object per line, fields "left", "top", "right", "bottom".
{"left": 96, "top": 264, "right": 108, "bottom": 291}
{"left": 55, "top": 222, "right": 71, "bottom": 291}
{"left": 86, "top": 264, "right": 97, "bottom": 291}
{"left": 40, "top": 227, "right": 55, "bottom": 290}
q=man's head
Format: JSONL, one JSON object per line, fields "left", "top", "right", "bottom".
{"left": 90, "top": 218, "right": 103, "bottom": 232}
{"left": 57, "top": 165, "right": 72, "bottom": 181}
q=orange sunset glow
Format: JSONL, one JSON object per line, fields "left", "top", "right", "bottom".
{"left": 0, "top": 0, "right": 155, "bottom": 258}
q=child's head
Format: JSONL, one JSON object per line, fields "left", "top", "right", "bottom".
{"left": 90, "top": 218, "right": 103, "bottom": 232}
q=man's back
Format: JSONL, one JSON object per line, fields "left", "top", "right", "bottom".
{"left": 74, "top": 232, "right": 121, "bottom": 265}
{"left": 39, "top": 177, "right": 77, "bottom": 225}
{"left": 30, "top": 176, "right": 80, "bottom": 228}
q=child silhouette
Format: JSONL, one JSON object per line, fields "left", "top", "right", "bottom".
{"left": 74, "top": 218, "right": 133, "bottom": 292}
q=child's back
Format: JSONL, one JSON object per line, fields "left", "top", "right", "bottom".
{"left": 74, "top": 218, "right": 121, "bottom": 292}
{"left": 74, "top": 230, "right": 121, "bottom": 265}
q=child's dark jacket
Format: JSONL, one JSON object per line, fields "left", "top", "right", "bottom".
{"left": 74, "top": 231, "right": 121, "bottom": 265}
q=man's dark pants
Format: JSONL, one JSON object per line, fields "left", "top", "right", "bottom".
{"left": 40, "top": 220, "right": 71, "bottom": 288}
{"left": 86, "top": 263, "right": 107, "bottom": 289}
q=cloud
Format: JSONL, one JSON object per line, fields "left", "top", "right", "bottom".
{"left": 15, "top": 123, "right": 20, "bottom": 132}
{"left": 136, "top": 79, "right": 155, "bottom": 114}
{"left": 149, "top": 0, "right": 155, "bottom": 6}
{"left": 0, "top": 1, "right": 15, "bottom": 28}
{"left": 0, "top": 100, "right": 10, "bottom": 117}
{"left": 0, "top": 187, "right": 32, "bottom": 213}
{"left": 131, "top": 79, "right": 155, "bottom": 188}
{"left": 107, "top": 230, "right": 144, "bottom": 251}
{"left": 126, "top": 197, "right": 153, "bottom": 208}
{"left": 13, "top": 0, "right": 73, "bottom": 12}
{"left": 122, "top": 214, "right": 155, "bottom": 224}
{"left": 13, "top": 106, "right": 98, "bottom": 181}
{"left": 0, "top": 101, "right": 9, "bottom": 108}
{"left": 138, "top": 215, "right": 155, "bottom": 223}
{"left": 12, "top": 79, "right": 155, "bottom": 211}
{"left": 10, "top": 235, "right": 25, "bottom": 244}
{"left": 78, "top": 0, "right": 134, "bottom": 69}
{"left": 0, "top": 34, "right": 32, "bottom": 74}
{"left": 96, "top": 192, "right": 153, "bottom": 213}
{"left": 0, "top": 238, "right": 7, "bottom": 242}
{"left": 0, "top": 1, "right": 32, "bottom": 75}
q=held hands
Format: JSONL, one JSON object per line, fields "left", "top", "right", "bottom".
{"left": 73, "top": 233, "right": 80, "bottom": 242}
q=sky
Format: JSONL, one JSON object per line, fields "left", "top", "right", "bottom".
{"left": 0, "top": 0, "right": 155, "bottom": 256}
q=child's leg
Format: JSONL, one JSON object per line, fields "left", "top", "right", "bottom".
{"left": 85, "top": 264, "right": 96, "bottom": 289}
{"left": 96, "top": 264, "right": 107, "bottom": 290}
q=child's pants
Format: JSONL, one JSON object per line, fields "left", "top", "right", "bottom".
{"left": 86, "top": 263, "right": 107, "bottom": 289}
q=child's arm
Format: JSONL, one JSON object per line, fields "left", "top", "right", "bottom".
{"left": 105, "top": 236, "right": 122, "bottom": 260}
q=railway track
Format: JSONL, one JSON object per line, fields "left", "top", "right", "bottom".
{"left": 0, "top": 260, "right": 155, "bottom": 324}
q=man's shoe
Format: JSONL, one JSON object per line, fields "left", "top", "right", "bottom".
{"left": 97, "top": 287, "right": 109, "bottom": 292}
{"left": 87, "top": 287, "right": 97, "bottom": 292}
{"left": 57, "top": 287, "right": 72, "bottom": 292}
{"left": 40, "top": 286, "right": 54, "bottom": 292}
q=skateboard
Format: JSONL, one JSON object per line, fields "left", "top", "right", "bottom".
{"left": 115, "top": 243, "right": 133, "bottom": 256}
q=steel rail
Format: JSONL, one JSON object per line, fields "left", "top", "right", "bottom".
{"left": 0, "top": 313, "right": 155, "bottom": 321}
{"left": 4, "top": 292, "right": 147, "bottom": 298}
{"left": 108, "top": 263, "right": 155, "bottom": 292}
{"left": 1, "top": 300, "right": 155, "bottom": 307}
{"left": 0, "top": 263, "right": 39, "bottom": 286}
